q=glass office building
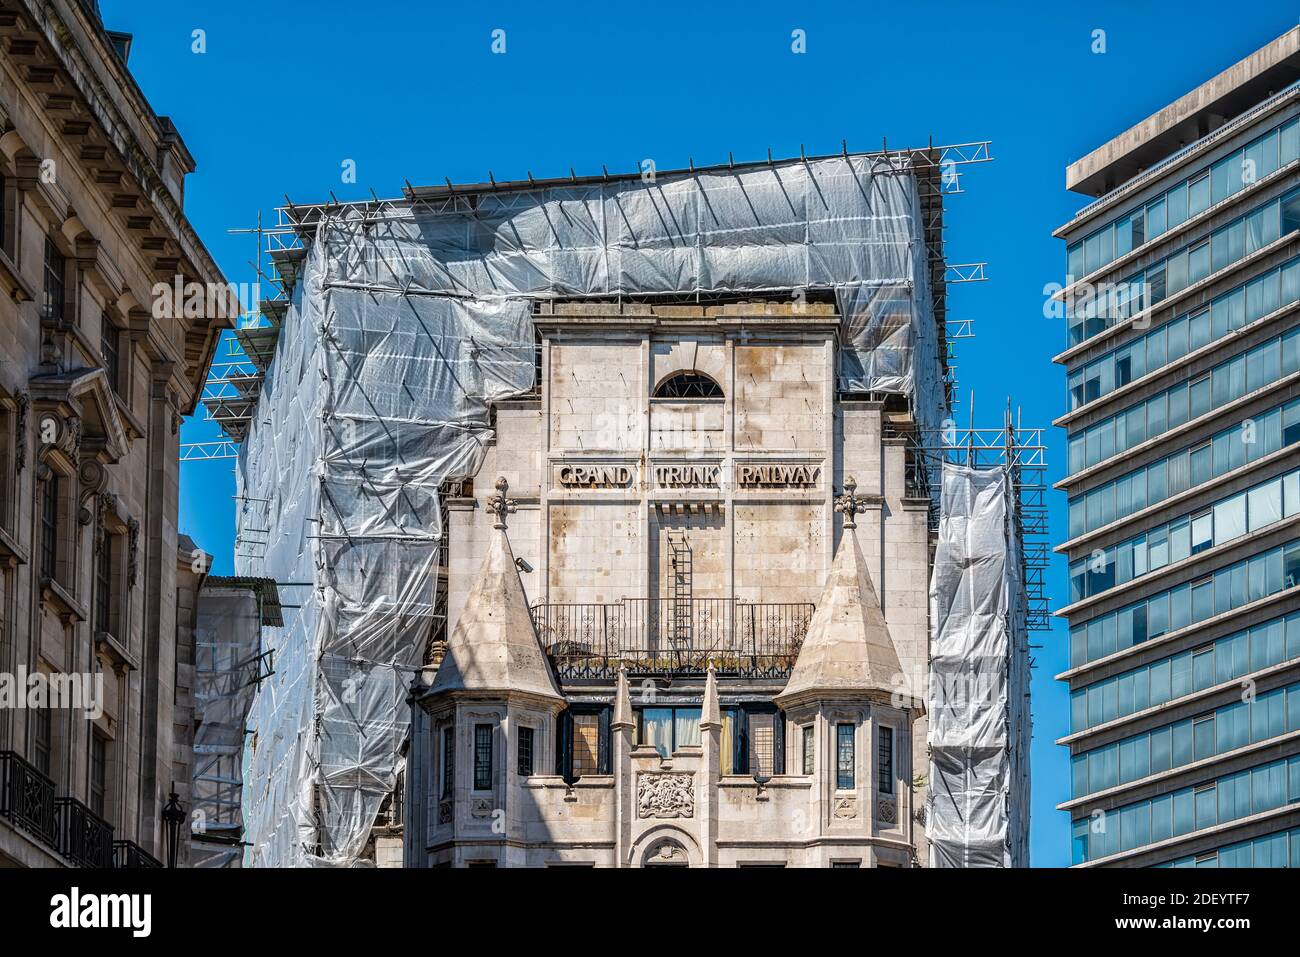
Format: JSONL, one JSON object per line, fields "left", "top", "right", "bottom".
{"left": 1056, "top": 28, "right": 1300, "bottom": 867}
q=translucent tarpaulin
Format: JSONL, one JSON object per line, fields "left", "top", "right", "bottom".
{"left": 926, "top": 464, "right": 1031, "bottom": 868}
{"left": 190, "top": 586, "right": 263, "bottom": 868}
{"left": 237, "top": 156, "right": 947, "bottom": 867}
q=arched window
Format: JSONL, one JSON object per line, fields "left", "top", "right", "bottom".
{"left": 654, "top": 371, "right": 723, "bottom": 399}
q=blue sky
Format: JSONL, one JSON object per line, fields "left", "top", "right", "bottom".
{"left": 103, "top": 0, "right": 1300, "bottom": 867}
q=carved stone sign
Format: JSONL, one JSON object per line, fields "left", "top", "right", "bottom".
{"left": 653, "top": 464, "right": 720, "bottom": 489}
{"left": 736, "top": 464, "right": 820, "bottom": 487}
{"left": 558, "top": 464, "right": 633, "bottom": 488}
{"left": 636, "top": 772, "right": 695, "bottom": 819}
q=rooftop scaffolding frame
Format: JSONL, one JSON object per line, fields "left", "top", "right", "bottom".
{"left": 900, "top": 402, "right": 1050, "bottom": 631}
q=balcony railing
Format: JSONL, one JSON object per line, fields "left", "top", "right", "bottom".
{"left": 532, "top": 598, "right": 813, "bottom": 680}
{"left": 0, "top": 750, "right": 58, "bottom": 849}
{"left": 1, "top": 751, "right": 168, "bottom": 868}
{"left": 55, "top": 797, "right": 113, "bottom": 868}
{"left": 113, "top": 839, "right": 163, "bottom": 868}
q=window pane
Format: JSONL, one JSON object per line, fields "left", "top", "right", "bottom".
{"left": 836, "top": 724, "right": 855, "bottom": 790}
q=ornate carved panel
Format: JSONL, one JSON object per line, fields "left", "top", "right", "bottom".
{"left": 636, "top": 772, "right": 694, "bottom": 819}
{"left": 876, "top": 798, "right": 897, "bottom": 825}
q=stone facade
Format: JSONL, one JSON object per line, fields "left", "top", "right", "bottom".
{"left": 406, "top": 300, "right": 934, "bottom": 867}
{"left": 0, "top": 1, "right": 227, "bottom": 868}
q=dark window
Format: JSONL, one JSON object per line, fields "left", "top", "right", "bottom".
{"left": 440, "top": 726, "right": 455, "bottom": 798}
{"left": 653, "top": 371, "right": 723, "bottom": 399}
{"left": 101, "top": 320, "right": 120, "bottom": 393}
{"left": 95, "top": 539, "right": 113, "bottom": 636}
{"left": 836, "top": 723, "right": 855, "bottom": 790}
{"left": 43, "top": 237, "right": 65, "bottom": 321}
{"left": 571, "top": 713, "right": 602, "bottom": 777}
{"left": 802, "top": 725, "right": 815, "bottom": 775}
{"left": 748, "top": 712, "right": 777, "bottom": 778}
{"left": 558, "top": 708, "right": 610, "bottom": 783}
{"left": 0, "top": 172, "right": 7, "bottom": 256}
{"left": 90, "top": 735, "right": 107, "bottom": 818}
{"left": 832, "top": 861, "right": 861, "bottom": 868}
{"left": 726, "top": 706, "right": 785, "bottom": 775}
{"left": 877, "top": 725, "right": 894, "bottom": 795}
{"left": 32, "top": 705, "right": 52, "bottom": 778}
{"left": 40, "top": 474, "right": 60, "bottom": 581}
{"left": 517, "top": 726, "right": 534, "bottom": 776}
{"left": 473, "top": 724, "right": 493, "bottom": 790}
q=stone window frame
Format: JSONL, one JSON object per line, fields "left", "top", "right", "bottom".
{"left": 835, "top": 720, "right": 856, "bottom": 792}
{"left": 42, "top": 232, "right": 70, "bottom": 324}
{"left": 472, "top": 722, "right": 494, "bottom": 792}
{"left": 88, "top": 728, "right": 110, "bottom": 820}
{"left": 439, "top": 722, "right": 455, "bottom": 799}
{"left": 37, "top": 463, "right": 71, "bottom": 587}
{"left": 93, "top": 526, "right": 125, "bottom": 641}
{"left": 516, "top": 724, "right": 534, "bottom": 777}
{"left": 652, "top": 370, "right": 725, "bottom": 400}
{"left": 34, "top": 410, "right": 88, "bottom": 595}
{"left": 876, "top": 723, "right": 895, "bottom": 796}
{"left": 0, "top": 161, "right": 19, "bottom": 264}
{"left": 801, "top": 723, "right": 815, "bottom": 775}
{"left": 0, "top": 391, "right": 22, "bottom": 536}
{"left": 100, "top": 311, "right": 124, "bottom": 396}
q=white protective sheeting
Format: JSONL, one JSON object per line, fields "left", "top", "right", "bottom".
{"left": 926, "top": 463, "right": 1031, "bottom": 868}
{"left": 190, "top": 586, "right": 263, "bottom": 868}
{"left": 237, "top": 156, "right": 946, "bottom": 867}
{"left": 321, "top": 156, "right": 942, "bottom": 419}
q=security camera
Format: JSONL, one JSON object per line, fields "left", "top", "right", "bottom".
{"left": 515, "top": 556, "right": 533, "bottom": 574}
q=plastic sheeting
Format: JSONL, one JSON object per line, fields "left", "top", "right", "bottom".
{"left": 237, "top": 232, "right": 535, "bottom": 867}
{"left": 237, "top": 155, "right": 946, "bottom": 867}
{"left": 926, "top": 463, "right": 1031, "bottom": 868}
{"left": 321, "top": 155, "right": 942, "bottom": 422}
{"left": 190, "top": 586, "right": 263, "bottom": 868}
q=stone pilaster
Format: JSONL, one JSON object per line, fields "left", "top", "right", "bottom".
{"left": 611, "top": 664, "right": 634, "bottom": 867}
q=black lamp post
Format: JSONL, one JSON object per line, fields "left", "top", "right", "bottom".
{"left": 161, "top": 785, "right": 186, "bottom": 868}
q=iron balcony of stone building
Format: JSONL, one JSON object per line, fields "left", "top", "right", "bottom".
{"left": 532, "top": 598, "right": 814, "bottom": 680}
{"left": 112, "top": 839, "right": 163, "bottom": 868}
{"left": 0, "top": 750, "right": 58, "bottom": 850}
{"left": 55, "top": 796, "right": 114, "bottom": 868}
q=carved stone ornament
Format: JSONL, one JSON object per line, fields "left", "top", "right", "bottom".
{"left": 470, "top": 798, "right": 493, "bottom": 819}
{"left": 94, "top": 492, "right": 118, "bottom": 555}
{"left": 64, "top": 413, "right": 82, "bottom": 459}
{"left": 876, "top": 798, "right": 897, "bottom": 825}
{"left": 437, "top": 800, "right": 453, "bottom": 825}
{"left": 126, "top": 517, "right": 140, "bottom": 589}
{"left": 833, "top": 795, "right": 858, "bottom": 820}
{"left": 15, "top": 392, "right": 29, "bottom": 472}
{"left": 636, "top": 772, "right": 695, "bottom": 819}
{"left": 78, "top": 460, "right": 107, "bottom": 526}
{"left": 644, "top": 839, "right": 687, "bottom": 865}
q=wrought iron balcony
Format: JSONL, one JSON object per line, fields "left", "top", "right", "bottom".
{"left": 0, "top": 750, "right": 58, "bottom": 850}
{"left": 532, "top": 598, "right": 813, "bottom": 680}
{"left": 55, "top": 796, "right": 113, "bottom": 868}
{"left": 113, "top": 839, "right": 163, "bottom": 868}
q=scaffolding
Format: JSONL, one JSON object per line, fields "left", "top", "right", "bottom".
{"left": 900, "top": 404, "right": 1050, "bottom": 631}
{"left": 176, "top": 144, "right": 1040, "bottom": 867}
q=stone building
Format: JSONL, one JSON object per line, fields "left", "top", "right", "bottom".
{"left": 228, "top": 147, "right": 1034, "bottom": 867}
{"left": 0, "top": 0, "right": 229, "bottom": 867}
{"left": 404, "top": 302, "right": 933, "bottom": 867}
